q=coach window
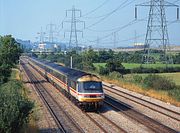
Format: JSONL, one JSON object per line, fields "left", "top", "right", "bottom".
{"left": 70, "top": 81, "right": 76, "bottom": 90}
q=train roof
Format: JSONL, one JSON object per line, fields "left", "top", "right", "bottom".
{"left": 31, "top": 57, "right": 96, "bottom": 81}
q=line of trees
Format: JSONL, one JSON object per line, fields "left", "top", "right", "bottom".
{"left": 0, "top": 35, "right": 33, "bottom": 133}
{"left": 37, "top": 49, "right": 180, "bottom": 75}
{"left": 38, "top": 48, "right": 180, "bottom": 66}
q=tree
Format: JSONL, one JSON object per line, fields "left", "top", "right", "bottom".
{"left": 0, "top": 35, "right": 22, "bottom": 66}
{"left": 0, "top": 35, "right": 22, "bottom": 84}
{"left": 173, "top": 53, "right": 180, "bottom": 64}
{"left": 98, "top": 50, "right": 113, "bottom": 63}
{"left": 84, "top": 49, "right": 99, "bottom": 63}
{"left": 0, "top": 64, "right": 11, "bottom": 83}
{"left": 105, "top": 60, "right": 125, "bottom": 73}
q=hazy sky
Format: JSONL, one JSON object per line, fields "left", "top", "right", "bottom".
{"left": 0, "top": 0, "right": 180, "bottom": 48}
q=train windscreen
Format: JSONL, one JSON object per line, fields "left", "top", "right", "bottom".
{"left": 78, "top": 81, "right": 103, "bottom": 93}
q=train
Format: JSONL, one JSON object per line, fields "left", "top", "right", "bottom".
{"left": 22, "top": 56, "right": 104, "bottom": 110}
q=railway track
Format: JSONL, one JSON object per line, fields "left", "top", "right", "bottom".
{"left": 22, "top": 63, "right": 84, "bottom": 133}
{"left": 84, "top": 111, "right": 127, "bottom": 133}
{"left": 104, "top": 95, "right": 178, "bottom": 133}
{"left": 22, "top": 59, "right": 177, "bottom": 133}
{"left": 22, "top": 60, "right": 127, "bottom": 133}
{"left": 23, "top": 59, "right": 128, "bottom": 133}
{"left": 103, "top": 84, "right": 180, "bottom": 122}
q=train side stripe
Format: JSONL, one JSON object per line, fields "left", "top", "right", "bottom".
{"left": 30, "top": 60, "right": 103, "bottom": 97}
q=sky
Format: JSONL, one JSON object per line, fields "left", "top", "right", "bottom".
{"left": 0, "top": 0, "right": 180, "bottom": 48}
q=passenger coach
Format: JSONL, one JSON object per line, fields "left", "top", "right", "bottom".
{"left": 26, "top": 57, "right": 104, "bottom": 110}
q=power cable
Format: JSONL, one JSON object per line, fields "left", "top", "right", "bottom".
{"left": 84, "top": 0, "right": 134, "bottom": 29}
{"left": 81, "top": 0, "right": 109, "bottom": 18}
{"left": 83, "top": 0, "right": 132, "bottom": 19}
{"left": 99, "top": 33, "right": 145, "bottom": 44}
{"left": 86, "top": 18, "right": 147, "bottom": 32}
{"left": 173, "top": 0, "right": 180, "bottom": 3}
{"left": 85, "top": 19, "right": 137, "bottom": 43}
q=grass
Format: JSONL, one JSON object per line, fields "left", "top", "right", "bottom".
{"left": 122, "top": 63, "right": 141, "bottom": 69}
{"left": 125, "top": 72, "right": 180, "bottom": 86}
{"left": 91, "top": 63, "right": 180, "bottom": 105}
{"left": 123, "top": 63, "right": 180, "bottom": 69}
{"left": 93, "top": 62, "right": 180, "bottom": 69}
{"left": 101, "top": 75, "right": 180, "bottom": 106}
{"left": 158, "top": 73, "right": 180, "bottom": 86}
{"left": 11, "top": 67, "right": 38, "bottom": 132}
{"left": 93, "top": 63, "right": 106, "bottom": 68}
{"left": 11, "top": 68, "right": 20, "bottom": 80}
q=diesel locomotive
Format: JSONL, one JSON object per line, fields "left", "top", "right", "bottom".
{"left": 24, "top": 56, "right": 104, "bottom": 110}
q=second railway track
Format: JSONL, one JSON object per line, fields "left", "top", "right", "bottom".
{"left": 103, "top": 84, "right": 180, "bottom": 122}
{"left": 104, "top": 95, "right": 178, "bottom": 133}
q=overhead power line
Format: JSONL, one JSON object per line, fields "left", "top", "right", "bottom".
{"left": 85, "top": 19, "right": 137, "bottom": 43}
{"left": 84, "top": 0, "right": 134, "bottom": 29}
{"left": 173, "top": 0, "right": 180, "bottom": 3}
{"left": 83, "top": 0, "right": 133, "bottom": 19}
{"left": 81, "top": 0, "right": 109, "bottom": 18}
{"left": 99, "top": 33, "right": 145, "bottom": 45}
{"left": 86, "top": 18, "right": 146, "bottom": 32}
{"left": 83, "top": 16, "right": 177, "bottom": 46}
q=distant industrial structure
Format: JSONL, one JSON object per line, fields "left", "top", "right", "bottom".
{"left": 133, "top": 43, "right": 145, "bottom": 49}
{"left": 33, "top": 25, "right": 63, "bottom": 53}
{"left": 17, "top": 38, "right": 180, "bottom": 54}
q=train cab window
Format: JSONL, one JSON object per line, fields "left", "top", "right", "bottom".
{"left": 78, "top": 81, "right": 103, "bottom": 93}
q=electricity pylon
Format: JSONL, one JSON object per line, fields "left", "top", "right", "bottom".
{"left": 135, "top": 0, "right": 179, "bottom": 64}
{"left": 112, "top": 32, "right": 118, "bottom": 49}
{"left": 46, "top": 23, "right": 57, "bottom": 43}
{"left": 62, "top": 6, "right": 85, "bottom": 50}
{"left": 36, "top": 27, "right": 46, "bottom": 43}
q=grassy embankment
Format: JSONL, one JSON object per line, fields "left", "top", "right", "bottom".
{"left": 0, "top": 68, "right": 34, "bottom": 132}
{"left": 12, "top": 68, "right": 38, "bottom": 133}
{"left": 93, "top": 63, "right": 180, "bottom": 106}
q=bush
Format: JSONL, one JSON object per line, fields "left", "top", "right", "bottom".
{"left": 168, "top": 87, "right": 180, "bottom": 101}
{"left": 131, "top": 67, "right": 180, "bottom": 74}
{"left": 106, "top": 60, "right": 125, "bottom": 73}
{"left": 82, "top": 61, "right": 95, "bottom": 71}
{"left": 0, "top": 80, "right": 33, "bottom": 133}
{"left": 109, "top": 71, "right": 122, "bottom": 79}
{"left": 133, "top": 75, "right": 143, "bottom": 83}
{"left": 131, "top": 67, "right": 158, "bottom": 73}
{"left": 98, "top": 66, "right": 109, "bottom": 75}
{"left": 0, "top": 64, "right": 11, "bottom": 84}
{"left": 143, "top": 74, "right": 176, "bottom": 90}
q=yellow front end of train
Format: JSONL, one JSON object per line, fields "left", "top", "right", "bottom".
{"left": 77, "top": 75, "right": 104, "bottom": 108}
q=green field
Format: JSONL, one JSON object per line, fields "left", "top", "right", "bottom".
{"left": 93, "top": 63, "right": 180, "bottom": 69}
{"left": 93, "top": 63, "right": 180, "bottom": 85}
{"left": 93, "top": 63, "right": 106, "bottom": 68}
{"left": 125, "top": 73, "right": 180, "bottom": 86}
